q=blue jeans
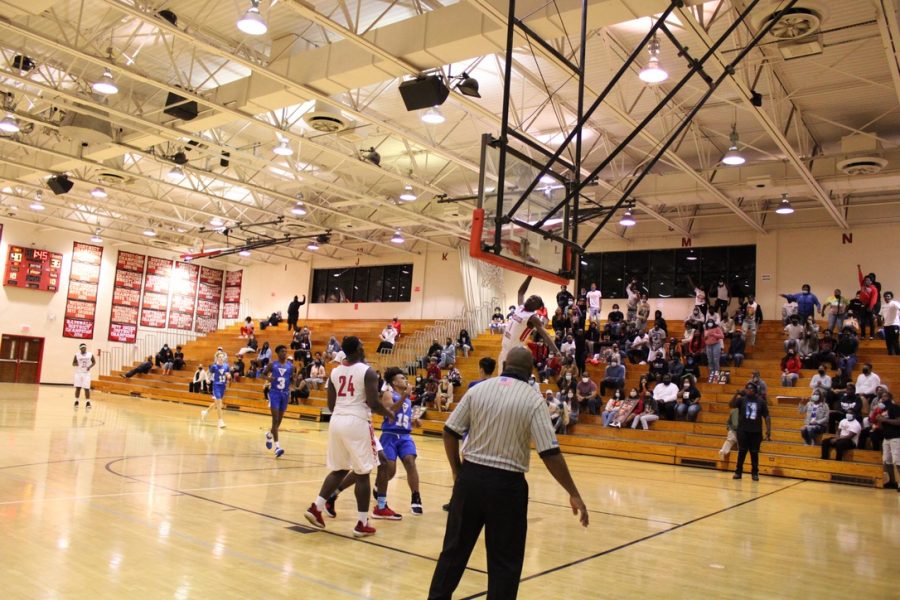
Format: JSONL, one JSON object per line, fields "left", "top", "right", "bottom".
{"left": 676, "top": 402, "right": 701, "bottom": 422}
{"left": 728, "top": 353, "right": 744, "bottom": 367}
{"left": 602, "top": 410, "right": 617, "bottom": 426}
{"left": 706, "top": 342, "right": 722, "bottom": 372}
{"left": 826, "top": 314, "right": 844, "bottom": 333}
{"left": 801, "top": 423, "right": 826, "bottom": 444}
{"left": 782, "top": 373, "right": 799, "bottom": 386}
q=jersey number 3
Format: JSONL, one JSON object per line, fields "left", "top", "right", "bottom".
{"left": 337, "top": 375, "right": 356, "bottom": 397}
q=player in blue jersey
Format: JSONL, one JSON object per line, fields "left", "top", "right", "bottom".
{"left": 377, "top": 367, "right": 424, "bottom": 515}
{"left": 264, "top": 345, "right": 292, "bottom": 457}
{"left": 201, "top": 352, "right": 230, "bottom": 429}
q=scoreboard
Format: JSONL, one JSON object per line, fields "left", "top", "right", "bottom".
{"left": 4, "top": 246, "right": 63, "bottom": 291}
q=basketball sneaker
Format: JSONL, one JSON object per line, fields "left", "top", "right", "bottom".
{"left": 372, "top": 506, "right": 402, "bottom": 520}
{"left": 274, "top": 447, "right": 285, "bottom": 458}
{"left": 73, "top": 400, "right": 79, "bottom": 410}
{"left": 85, "top": 400, "right": 92, "bottom": 410}
{"left": 218, "top": 419, "right": 226, "bottom": 429}
{"left": 265, "top": 431, "right": 273, "bottom": 450}
{"left": 304, "top": 503, "right": 326, "bottom": 529}
{"left": 324, "top": 495, "right": 337, "bottom": 518}
{"left": 411, "top": 492, "right": 423, "bottom": 516}
{"left": 200, "top": 409, "right": 207, "bottom": 421}
{"left": 352, "top": 520, "right": 376, "bottom": 538}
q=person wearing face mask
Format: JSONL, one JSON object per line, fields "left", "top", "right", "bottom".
{"left": 632, "top": 389, "right": 658, "bottom": 430}
{"left": 810, "top": 367, "right": 832, "bottom": 397}
{"left": 783, "top": 315, "right": 804, "bottom": 353}
{"left": 745, "top": 372, "right": 768, "bottom": 401}
{"left": 653, "top": 375, "right": 679, "bottom": 420}
{"left": 857, "top": 265, "right": 879, "bottom": 339}
{"left": 713, "top": 279, "right": 730, "bottom": 316}
{"left": 821, "top": 289, "right": 847, "bottom": 334}
{"left": 601, "top": 390, "right": 624, "bottom": 427}
{"left": 564, "top": 387, "right": 580, "bottom": 434}
{"left": 668, "top": 352, "right": 685, "bottom": 381}
{"left": 618, "top": 388, "right": 642, "bottom": 428}
{"left": 576, "top": 374, "right": 599, "bottom": 415}
{"left": 725, "top": 330, "right": 746, "bottom": 367}
{"left": 781, "top": 284, "right": 821, "bottom": 324}
{"left": 676, "top": 377, "right": 702, "bottom": 421}
{"left": 828, "top": 383, "right": 861, "bottom": 434}
{"left": 527, "top": 375, "right": 541, "bottom": 394}
{"left": 741, "top": 295, "right": 763, "bottom": 347}
{"left": 599, "top": 357, "right": 626, "bottom": 397}
{"left": 855, "top": 363, "right": 881, "bottom": 409}
{"left": 732, "top": 389, "right": 771, "bottom": 480}
{"left": 703, "top": 320, "right": 725, "bottom": 374}
{"left": 820, "top": 412, "right": 862, "bottom": 460}
{"left": 556, "top": 358, "right": 579, "bottom": 390}
{"left": 305, "top": 358, "right": 327, "bottom": 390}
{"left": 882, "top": 291, "right": 900, "bottom": 355}
{"left": 799, "top": 393, "right": 829, "bottom": 445}
{"left": 780, "top": 349, "right": 802, "bottom": 387}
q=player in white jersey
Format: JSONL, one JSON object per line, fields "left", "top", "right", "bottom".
{"left": 586, "top": 283, "right": 603, "bottom": 325}
{"left": 72, "top": 343, "right": 96, "bottom": 410}
{"left": 304, "top": 336, "right": 395, "bottom": 538}
{"left": 499, "top": 276, "right": 561, "bottom": 371}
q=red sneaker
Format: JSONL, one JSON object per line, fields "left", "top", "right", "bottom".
{"left": 372, "top": 505, "right": 403, "bottom": 520}
{"left": 304, "top": 503, "right": 326, "bottom": 529}
{"left": 353, "top": 520, "right": 376, "bottom": 538}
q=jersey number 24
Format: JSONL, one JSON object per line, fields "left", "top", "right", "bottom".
{"left": 337, "top": 375, "right": 356, "bottom": 397}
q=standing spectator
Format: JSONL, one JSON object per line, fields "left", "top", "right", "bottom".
{"left": 882, "top": 291, "right": 900, "bottom": 355}
{"left": 286, "top": 294, "right": 306, "bottom": 330}
{"left": 875, "top": 393, "right": 900, "bottom": 490}
{"left": 577, "top": 374, "right": 599, "bottom": 415}
{"left": 781, "top": 284, "right": 821, "bottom": 323}
{"left": 821, "top": 290, "right": 848, "bottom": 334}
{"left": 781, "top": 350, "right": 802, "bottom": 387}
{"left": 586, "top": 283, "right": 603, "bottom": 326}
{"left": 703, "top": 319, "right": 725, "bottom": 374}
{"left": 713, "top": 278, "right": 730, "bottom": 316}
{"left": 799, "top": 393, "right": 829, "bottom": 445}
{"left": 821, "top": 412, "right": 862, "bottom": 461}
{"left": 654, "top": 310, "right": 668, "bottom": 335}
{"left": 653, "top": 375, "right": 679, "bottom": 420}
{"left": 556, "top": 284, "right": 574, "bottom": 313}
{"left": 732, "top": 388, "right": 771, "bottom": 481}
{"left": 741, "top": 295, "right": 763, "bottom": 346}
{"left": 428, "top": 347, "right": 588, "bottom": 599}
{"left": 625, "top": 279, "right": 640, "bottom": 323}
{"left": 718, "top": 395, "right": 740, "bottom": 459}
{"left": 857, "top": 265, "right": 878, "bottom": 339}
{"left": 599, "top": 357, "right": 625, "bottom": 396}
{"left": 636, "top": 294, "right": 651, "bottom": 332}
{"left": 676, "top": 377, "right": 702, "bottom": 422}
{"left": 457, "top": 330, "right": 474, "bottom": 358}
{"left": 687, "top": 275, "right": 708, "bottom": 317}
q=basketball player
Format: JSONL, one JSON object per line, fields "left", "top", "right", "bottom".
{"left": 304, "top": 336, "right": 395, "bottom": 537}
{"left": 201, "top": 352, "right": 230, "bottom": 429}
{"left": 499, "top": 276, "right": 560, "bottom": 370}
{"left": 264, "top": 345, "right": 292, "bottom": 458}
{"left": 72, "top": 343, "right": 95, "bottom": 410}
{"left": 376, "top": 367, "right": 423, "bottom": 515}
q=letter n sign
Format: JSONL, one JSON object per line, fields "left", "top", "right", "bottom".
{"left": 682, "top": 237, "right": 692, "bottom": 247}
{"left": 842, "top": 233, "right": 853, "bottom": 245}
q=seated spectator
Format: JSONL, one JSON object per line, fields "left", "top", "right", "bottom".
{"left": 628, "top": 331, "right": 650, "bottom": 364}
{"left": 267, "top": 311, "right": 283, "bottom": 327}
{"left": 861, "top": 388, "right": 891, "bottom": 451}
{"left": 324, "top": 336, "right": 340, "bottom": 361}
{"left": 607, "top": 302, "right": 624, "bottom": 324}
{"left": 290, "top": 327, "right": 303, "bottom": 350}
{"left": 563, "top": 387, "right": 579, "bottom": 434}
{"left": 783, "top": 315, "right": 803, "bottom": 353}
{"left": 239, "top": 316, "right": 254, "bottom": 338}
{"left": 528, "top": 336, "right": 550, "bottom": 372}
{"left": 676, "top": 377, "right": 702, "bottom": 421}
{"left": 836, "top": 326, "right": 859, "bottom": 382}
{"left": 538, "top": 352, "right": 561, "bottom": 384}
{"left": 703, "top": 320, "right": 725, "bottom": 374}
{"left": 821, "top": 412, "right": 862, "bottom": 461}
{"left": 330, "top": 347, "right": 346, "bottom": 365}
{"left": 305, "top": 359, "right": 326, "bottom": 390}
{"left": 291, "top": 376, "right": 310, "bottom": 405}
{"left": 559, "top": 334, "right": 576, "bottom": 358}
{"left": 620, "top": 387, "right": 644, "bottom": 428}
{"left": 585, "top": 322, "right": 601, "bottom": 356}
{"left": 829, "top": 383, "right": 861, "bottom": 433}
{"left": 390, "top": 317, "right": 402, "bottom": 338}
{"left": 505, "top": 305, "right": 516, "bottom": 320}
{"left": 556, "top": 357, "right": 579, "bottom": 389}
{"left": 814, "top": 330, "right": 838, "bottom": 371}
{"left": 156, "top": 344, "right": 174, "bottom": 370}
{"left": 809, "top": 366, "right": 832, "bottom": 397}
{"left": 257, "top": 341, "right": 272, "bottom": 368}
{"left": 610, "top": 387, "right": 640, "bottom": 427}
{"left": 447, "top": 364, "right": 463, "bottom": 388}
{"left": 601, "top": 390, "right": 624, "bottom": 427}
{"left": 232, "top": 356, "right": 245, "bottom": 381}
{"left": 631, "top": 392, "right": 659, "bottom": 430}
{"left": 800, "top": 393, "right": 829, "bottom": 445}
{"left": 653, "top": 310, "right": 668, "bottom": 335}
{"left": 720, "top": 312, "right": 736, "bottom": 339}
{"left": 599, "top": 357, "right": 625, "bottom": 396}
{"left": 457, "top": 329, "right": 474, "bottom": 358}
{"left": 122, "top": 355, "right": 154, "bottom": 379}
{"left": 780, "top": 349, "right": 802, "bottom": 387}
{"left": 856, "top": 363, "right": 881, "bottom": 408}
{"left": 725, "top": 330, "right": 746, "bottom": 367}
{"left": 437, "top": 376, "right": 453, "bottom": 411}
{"left": 668, "top": 351, "right": 685, "bottom": 381}
{"left": 490, "top": 306, "right": 506, "bottom": 334}
{"left": 376, "top": 324, "right": 397, "bottom": 353}
{"left": 438, "top": 337, "right": 457, "bottom": 369}
{"left": 422, "top": 338, "right": 442, "bottom": 368}
{"left": 682, "top": 355, "right": 701, "bottom": 382}
{"left": 527, "top": 374, "right": 541, "bottom": 394}
{"left": 653, "top": 375, "right": 679, "bottom": 420}
{"left": 546, "top": 390, "right": 565, "bottom": 433}
{"left": 577, "top": 374, "right": 600, "bottom": 415}
{"left": 426, "top": 357, "right": 442, "bottom": 382}
{"left": 685, "top": 307, "right": 705, "bottom": 332}
{"left": 683, "top": 328, "right": 702, "bottom": 362}
{"left": 188, "top": 363, "right": 207, "bottom": 391}
{"left": 648, "top": 354, "right": 668, "bottom": 383}
{"left": 237, "top": 334, "right": 259, "bottom": 356}
{"left": 411, "top": 375, "right": 427, "bottom": 406}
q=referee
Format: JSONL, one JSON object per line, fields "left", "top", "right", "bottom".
{"left": 428, "top": 347, "right": 589, "bottom": 600}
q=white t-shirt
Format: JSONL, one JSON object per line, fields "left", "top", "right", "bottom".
{"left": 586, "top": 290, "right": 602, "bottom": 310}
{"left": 74, "top": 351, "right": 93, "bottom": 373}
{"left": 838, "top": 418, "right": 862, "bottom": 446}
{"left": 653, "top": 382, "right": 679, "bottom": 403}
{"left": 626, "top": 285, "right": 639, "bottom": 308}
{"left": 694, "top": 288, "right": 706, "bottom": 306}
{"left": 882, "top": 300, "right": 900, "bottom": 327}
{"left": 716, "top": 284, "right": 729, "bottom": 301}
{"left": 331, "top": 350, "right": 346, "bottom": 363}
{"left": 329, "top": 361, "right": 371, "bottom": 420}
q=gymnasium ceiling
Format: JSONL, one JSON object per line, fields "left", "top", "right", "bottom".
{"left": 1, "top": 0, "right": 899, "bottom": 265}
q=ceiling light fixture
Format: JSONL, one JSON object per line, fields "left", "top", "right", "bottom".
{"left": 210, "top": 217, "right": 224, "bottom": 227}
{"left": 390, "top": 229, "right": 405, "bottom": 244}
{"left": 90, "top": 187, "right": 108, "bottom": 199}
{"left": 619, "top": 208, "right": 636, "bottom": 227}
{"left": 455, "top": 72, "right": 481, "bottom": 98}
{"left": 306, "top": 241, "right": 319, "bottom": 251}
{"left": 686, "top": 250, "right": 698, "bottom": 261}
{"left": 421, "top": 106, "right": 445, "bottom": 124}
{"left": 273, "top": 138, "right": 293, "bottom": 156}
{"left": 291, "top": 201, "right": 307, "bottom": 216}
{"left": 143, "top": 227, "right": 157, "bottom": 237}
{"left": 167, "top": 165, "right": 184, "bottom": 180}
{"left": 775, "top": 193, "right": 794, "bottom": 215}
{"left": 92, "top": 68, "right": 119, "bottom": 95}
{"left": 0, "top": 113, "right": 20, "bottom": 134}
{"left": 30, "top": 198, "right": 45, "bottom": 211}
{"left": 639, "top": 35, "right": 668, "bottom": 84}
{"left": 91, "top": 228, "right": 103, "bottom": 243}
{"left": 237, "top": 0, "right": 267, "bottom": 36}
{"left": 722, "top": 127, "right": 746, "bottom": 166}
{"left": 238, "top": 249, "right": 251, "bottom": 257}
{"left": 399, "top": 184, "right": 417, "bottom": 202}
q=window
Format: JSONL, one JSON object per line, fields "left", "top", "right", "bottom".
{"left": 578, "top": 245, "right": 755, "bottom": 299}
{"left": 311, "top": 264, "right": 414, "bottom": 303}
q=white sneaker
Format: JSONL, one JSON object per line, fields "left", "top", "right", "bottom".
{"left": 218, "top": 419, "right": 226, "bottom": 429}
{"left": 200, "top": 409, "right": 208, "bottom": 421}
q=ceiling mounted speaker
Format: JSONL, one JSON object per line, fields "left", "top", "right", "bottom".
{"left": 47, "top": 174, "right": 74, "bottom": 195}
{"left": 398, "top": 75, "right": 449, "bottom": 111}
{"left": 164, "top": 91, "right": 198, "bottom": 121}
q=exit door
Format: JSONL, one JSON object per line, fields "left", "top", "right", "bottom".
{"left": 0, "top": 335, "right": 45, "bottom": 383}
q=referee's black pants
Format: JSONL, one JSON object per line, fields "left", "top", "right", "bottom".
{"left": 428, "top": 461, "right": 528, "bottom": 600}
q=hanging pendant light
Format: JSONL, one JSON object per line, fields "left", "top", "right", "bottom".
{"left": 722, "top": 127, "right": 746, "bottom": 166}
{"left": 399, "top": 184, "right": 417, "bottom": 202}
{"left": 421, "top": 106, "right": 445, "bottom": 124}
{"left": 273, "top": 138, "right": 293, "bottom": 156}
{"left": 775, "top": 193, "right": 794, "bottom": 215}
{"left": 0, "top": 113, "right": 20, "bottom": 134}
{"left": 619, "top": 208, "right": 636, "bottom": 227}
{"left": 639, "top": 35, "right": 668, "bottom": 84}
{"left": 92, "top": 68, "right": 119, "bottom": 95}
{"left": 390, "top": 229, "right": 405, "bottom": 244}
{"left": 237, "top": 0, "right": 267, "bottom": 35}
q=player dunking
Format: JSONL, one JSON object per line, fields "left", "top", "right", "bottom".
{"left": 72, "top": 343, "right": 96, "bottom": 410}
{"left": 201, "top": 352, "right": 230, "bottom": 429}
{"left": 304, "top": 336, "right": 395, "bottom": 537}
{"left": 264, "top": 345, "right": 292, "bottom": 457}
{"left": 500, "top": 276, "right": 560, "bottom": 369}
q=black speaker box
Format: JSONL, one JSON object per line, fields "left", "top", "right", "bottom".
{"left": 164, "top": 91, "right": 199, "bottom": 121}
{"left": 47, "top": 175, "right": 74, "bottom": 195}
{"left": 398, "top": 75, "right": 449, "bottom": 111}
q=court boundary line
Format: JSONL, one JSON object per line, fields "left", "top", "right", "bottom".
{"left": 459, "top": 479, "right": 806, "bottom": 600}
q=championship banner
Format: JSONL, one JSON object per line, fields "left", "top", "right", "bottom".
{"left": 222, "top": 270, "right": 243, "bottom": 319}
{"left": 63, "top": 242, "right": 103, "bottom": 339}
{"left": 139, "top": 256, "right": 173, "bottom": 328}
{"left": 167, "top": 261, "right": 200, "bottom": 330}
{"left": 195, "top": 266, "right": 223, "bottom": 334}
{"left": 108, "top": 251, "right": 146, "bottom": 343}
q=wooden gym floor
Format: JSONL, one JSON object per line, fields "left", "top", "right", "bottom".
{"left": 1, "top": 384, "right": 897, "bottom": 599}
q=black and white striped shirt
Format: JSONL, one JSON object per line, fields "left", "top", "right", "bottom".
{"left": 444, "top": 373, "right": 560, "bottom": 473}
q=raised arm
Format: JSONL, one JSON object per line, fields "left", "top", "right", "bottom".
{"left": 365, "top": 368, "right": 394, "bottom": 421}
{"left": 517, "top": 276, "right": 533, "bottom": 306}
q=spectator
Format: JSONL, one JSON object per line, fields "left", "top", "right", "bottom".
{"left": 654, "top": 310, "right": 668, "bottom": 335}
{"left": 741, "top": 295, "right": 763, "bottom": 346}
{"left": 324, "top": 336, "right": 340, "bottom": 361}
{"left": 376, "top": 324, "right": 397, "bottom": 353}
{"left": 628, "top": 330, "right": 649, "bottom": 365}
{"left": 703, "top": 319, "right": 725, "bottom": 374}
{"left": 732, "top": 389, "right": 771, "bottom": 481}
{"left": 856, "top": 363, "right": 881, "bottom": 407}
{"left": 712, "top": 278, "right": 730, "bottom": 315}
{"left": 647, "top": 323, "right": 666, "bottom": 362}
{"left": 687, "top": 275, "right": 708, "bottom": 317}
{"left": 538, "top": 352, "right": 561, "bottom": 384}
{"left": 490, "top": 306, "right": 506, "bottom": 334}
{"left": 836, "top": 327, "right": 859, "bottom": 381}
{"left": 546, "top": 390, "right": 565, "bottom": 433}
{"left": 559, "top": 334, "right": 576, "bottom": 358}
{"left": 438, "top": 337, "right": 457, "bottom": 369}
{"left": 586, "top": 283, "right": 603, "bottom": 326}
{"left": 390, "top": 317, "right": 402, "bottom": 338}
{"left": 747, "top": 371, "right": 768, "bottom": 402}
{"left": 720, "top": 312, "right": 736, "bottom": 339}
{"left": 648, "top": 353, "right": 668, "bottom": 383}
{"left": 232, "top": 356, "right": 245, "bottom": 381}
{"left": 291, "top": 376, "right": 310, "bottom": 405}
{"left": 821, "top": 412, "right": 862, "bottom": 461}
{"left": 563, "top": 387, "right": 579, "bottom": 434}
{"left": 599, "top": 357, "right": 625, "bottom": 396}
{"left": 799, "top": 316, "right": 820, "bottom": 360}
{"left": 330, "top": 347, "right": 346, "bottom": 365}
{"left": 556, "top": 284, "right": 575, "bottom": 313}
{"left": 684, "top": 330, "right": 704, "bottom": 366}
{"left": 800, "top": 393, "right": 829, "bottom": 445}
{"left": 188, "top": 363, "right": 207, "bottom": 391}
{"left": 783, "top": 315, "right": 804, "bottom": 353}
{"left": 653, "top": 375, "right": 679, "bottom": 420}
{"left": 882, "top": 291, "right": 900, "bottom": 355}
{"left": 172, "top": 346, "right": 185, "bottom": 371}
{"left": 601, "top": 390, "right": 624, "bottom": 427}
{"left": 577, "top": 374, "right": 600, "bottom": 415}
{"left": 506, "top": 305, "right": 516, "bottom": 320}
{"left": 860, "top": 387, "right": 890, "bottom": 451}
{"left": 632, "top": 392, "right": 659, "bottom": 430}
{"left": 668, "top": 351, "right": 685, "bottom": 381}
{"left": 528, "top": 336, "right": 549, "bottom": 375}
{"left": 810, "top": 366, "right": 832, "bottom": 397}
{"left": 457, "top": 329, "right": 474, "bottom": 358}
{"left": 557, "top": 358, "right": 579, "bottom": 390}
{"left": 829, "top": 383, "right": 861, "bottom": 434}
{"left": 718, "top": 394, "right": 740, "bottom": 459}
{"left": 426, "top": 357, "right": 441, "bottom": 382}
{"left": 821, "top": 289, "right": 847, "bottom": 334}
{"left": 814, "top": 330, "right": 838, "bottom": 371}
{"left": 257, "top": 341, "right": 272, "bottom": 368}
{"left": 585, "top": 322, "right": 601, "bottom": 356}
{"left": 725, "top": 330, "right": 746, "bottom": 367}
{"left": 780, "top": 349, "right": 802, "bottom": 387}
{"left": 781, "top": 284, "right": 821, "bottom": 324}
{"left": 682, "top": 355, "right": 701, "bottom": 382}
{"left": 551, "top": 308, "right": 571, "bottom": 344}
{"left": 239, "top": 316, "right": 254, "bottom": 338}
{"left": 574, "top": 329, "right": 588, "bottom": 375}
{"left": 675, "top": 377, "right": 702, "bottom": 422}
{"left": 305, "top": 359, "right": 326, "bottom": 390}
{"left": 290, "top": 327, "right": 303, "bottom": 350}
{"left": 237, "top": 334, "right": 259, "bottom": 357}
{"left": 608, "top": 303, "right": 624, "bottom": 323}
{"left": 155, "top": 344, "right": 174, "bottom": 369}
{"left": 685, "top": 306, "right": 705, "bottom": 332}
{"left": 286, "top": 294, "right": 306, "bottom": 330}
{"left": 781, "top": 298, "right": 798, "bottom": 325}
{"left": 636, "top": 294, "right": 651, "bottom": 332}
{"left": 421, "top": 338, "right": 442, "bottom": 368}
{"left": 437, "top": 376, "right": 453, "bottom": 411}
{"left": 874, "top": 392, "right": 900, "bottom": 489}
{"left": 857, "top": 265, "right": 879, "bottom": 339}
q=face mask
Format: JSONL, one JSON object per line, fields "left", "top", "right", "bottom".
{"left": 818, "top": 369, "right": 825, "bottom": 375}
{"left": 582, "top": 377, "right": 589, "bottom": 383}
{"left": 863, "top": 368, "right": 871, "bottom": 375}
{"left": 846, "top": 414, "right": 855, "bottom": 421}
{"left": 529, "top": 378, "right": 535, "bottom": 383}
{"left": 630, "top": 392, "right": 637, "bottom": 398}
{"left": 568, "top": 392, "right": 574, "bottom": 399}
{"left": 835, "top": 294, "right": 841, "bottom": 299}
{"left": 565, "top": 374, "right": 572, "bottom": 380}
{"left": 663, "top": 378, "right": 671, "bottom": 385}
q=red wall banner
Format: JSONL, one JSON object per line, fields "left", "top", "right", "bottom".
{"left": 140, "top": 256, "right": 172, "bottom": 328}
{"left": 222, "top": 270, "right": 243, "bottom": 319}
{"left": 195, "top": 266, "right": 223, "bottom": 333}
{"left": 167, "top": 261, "right": 199, "bottom": 330}
{"left": 108, "top": 251, "right": 146, "bottom": 343}
{"left": 63, "top": 242, "right": 103, "bottom": 339}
